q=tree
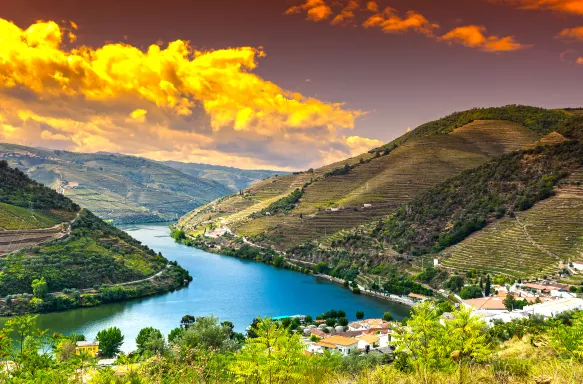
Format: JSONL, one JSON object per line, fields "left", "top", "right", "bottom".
{"left": 445, "top": 275, "right": 464, "bottom": 293}
{"left": 338, "top": 317, "right": 349, "bottom": 326}
{"left": 459, "top": 285, "right": 483, "bottom": 300}
{"left": 503, "top": 294, "right": 515, "bottom": 312}
{"left": 178, "top": 316, "right": 233, "bottom": 353}
{"left": 96, "top": 327, "right": 124, "bottom": 358}
{"left": 32, "top": 277, "right": 48, "bottom": 299}
{"left": 479, "top": 277, "right": 483, "bottom": 290}
{"left": 337, "top": 310, "right": 346, "bottom": 318}
{"left": 485, "top": 275, "right": 491, "bottom": 297}
{"left": 446, "top": 305, "right": 492, "bottom": 383}
{"left": 55, "top": 339, "right": 76, "bottom": 362}
{"left": 356, "top": 311, "right": 365, "bottom": 320}
{"left": 136, "top": 327, "right": 164, "bottom": 354}
{"left": 168, "top": 327, "right": 184, "bottom": 344}
{"left": 229, "top": 318, "right": 341, "bottom": 382}
{"left": 180, "top": 314, "right": 196, "bottom": 329}
{"left": 304, "top": 315, "right": 313, "bottom": 324}
{"left": 383, "top": 312, "right": 394, "bottom": 322}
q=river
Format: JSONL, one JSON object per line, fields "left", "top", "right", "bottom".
{"left": 31, "top": 223, "right": 410, "bottom": 352}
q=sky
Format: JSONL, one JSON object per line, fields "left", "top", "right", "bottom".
{"left": 0, "top": 0, "right": 582, "bottom": 171}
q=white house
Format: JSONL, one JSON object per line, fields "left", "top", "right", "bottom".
{"left": 312, "top": 335, "right": 358, "bottom": 356}
{"left": 355, "top": 334, "right": 379, "bottom": 351}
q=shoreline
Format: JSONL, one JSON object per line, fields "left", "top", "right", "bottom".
{"left": 173, "top": 229, "right": 416, "bottom": 309}
{"left": 313, "top": 274, "right": 416, "bottom": 308}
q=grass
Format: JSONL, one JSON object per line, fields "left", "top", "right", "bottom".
{"left": 0, "top": 203, "right": 69, "bottom": 230}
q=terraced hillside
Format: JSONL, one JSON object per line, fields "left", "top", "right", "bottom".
{"left": 0, "top": 143, "right": 233, "bottom": 223}
{"left": 439, "top": 167, "right": 583, "bottom": 279}
{"left": 0, "top": 161, "right": 190, "bottom": 313}
{"left": 178, "top": 106, "right": 568, "bottom": 251}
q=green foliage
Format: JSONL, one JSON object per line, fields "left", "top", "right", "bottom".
{"left": 445, "top": 275, "right": 465, "bottom": 293}
{"left": 0, "top": 160, "right": 79, "bottom": 211}
{"left": 383, "top": 311, "right": 394, "bottom": 322}
{"left": 485, "top": 275, "right": 491, "bottom": 296}
{"left": 382, "top": 141, "right": 583, "bottom": 255}
{"left": 261, "top": 188, "right": 304, "bottom": 215}
{"left": 96, "top": 327, "right": 124, "bottom": 358}
{"left": 31, "top": 277, "right": 48, "bottom": 299}
{"left": 356, "top": 310, "right": 364, "bottom": 320}
{"left": 136, "top": 327, "right": 164, "bottom": 355}
{"left": 459, "top": 285, "right": 483, "bottom": 300}
{"left": 548, "top": 311, "right": 583, "bottom": 361}
{"left": 324, "top": 163, "right": 353, "bottom": 177}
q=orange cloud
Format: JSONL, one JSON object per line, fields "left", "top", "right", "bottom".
{"left": 285, "top": 0, "right": 333, "bottom": 22}
{"left": 492, "top": 0, "right": 583, "bottom": 15}
{"left": 331, "top": 0, "right": 359, "bottom": 25}
{"left": 366, "top": 1, "right": 380, "bottom": 13}
{"left": 363, "top": 7, "right": 439, "bottom": 36}
{"left": 441, "top": 25, "right": 527, "bottom": 52}
{"left": 0, "top": 18, "right": 371, "bottom": 170}
{"left": 577, "top": 57, "right": 583, "bottom": 63}
{"left": 558, "top": 26, "right": 583, "bottom": 40}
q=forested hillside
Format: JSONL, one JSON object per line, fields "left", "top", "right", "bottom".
{"left": 0, "top": 144, "right": 233, "bottom": 223}
{"left": 0, "top": 161, "right": 190, "bottom": 314}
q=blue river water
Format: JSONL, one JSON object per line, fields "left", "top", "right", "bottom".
{"left": 32, "top": 223, "right": 410, "bottom": 351}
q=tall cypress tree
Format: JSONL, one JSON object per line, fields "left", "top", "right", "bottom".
{"left": 485, "top": 275, "right": 491, "bottom": 297}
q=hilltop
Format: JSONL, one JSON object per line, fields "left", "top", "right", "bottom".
{"left": 176, "top": 105, "right": 583, "bottom": 282}
{"left": 0, "top": 144, "right": 241, "bottom": 223}
{"left": 0, "top": 161, "right": 191, "bottom": 315}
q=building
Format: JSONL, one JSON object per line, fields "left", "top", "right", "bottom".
{"left": 312, "top": 335, "right": 359, "bottom": 356}
{"left": 522, "top": 298, "right": 583, "bottom": 318}
{"left": 76, "top": 341, "right": 99, "bottom": 357}
{"left": 355, "top": 334, "right": 379, "bottom": 352}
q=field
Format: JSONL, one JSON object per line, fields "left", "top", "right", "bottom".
{"left": 439, "top": 168, "right": 583, "bottom": 279}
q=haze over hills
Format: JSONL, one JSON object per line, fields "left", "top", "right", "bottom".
{"left": 0, "top": 161, "right": 190, "bottom": 315}
{"left": 161, "top": 161, "right": 285, "bottom": 192}
{"left": 0, "top": 143, "right": 280, "bottom": 223}
{"left": 176, "top": 105, "right": 583, "bottom": 281}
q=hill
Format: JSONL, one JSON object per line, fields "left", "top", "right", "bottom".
{"left": 161, "top": 161, "right": 286, "bottom": 192}
{"left": 0, "top": 144, "right": 233, "bottom": 223}
{"left": 177, "top": 106, "right": 567, "bottom": 251}
{"left": 0, "top": 161, "right": 190, "bottom": 314}
{"left": 175, "top": 105, "right": 583, "bottom": 284}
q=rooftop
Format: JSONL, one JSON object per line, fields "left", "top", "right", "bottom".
{"left": 76, "top": 341, "right": 99, "bottom": 347}
{"left": 356, "top": 334, "right": 379, "bottom": 344}
{"left": 323, "top": 335, "right": 359, "bottom": 347}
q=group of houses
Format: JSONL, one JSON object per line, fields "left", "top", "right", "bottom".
{"left": 462, "top": 281, "right": 583, "bottom": 324}
{"left": 302, "top": 318, "right": 396, "bottom": 356}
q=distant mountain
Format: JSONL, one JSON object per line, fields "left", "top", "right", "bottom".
{"left": 0, "top": 160, "right": 190, "bottom": 315}
{"left": 0, "top": 144, "right": 234, "bottom": 223}
{"left": 161, "top": 161, "right": 286, "bottom": 192}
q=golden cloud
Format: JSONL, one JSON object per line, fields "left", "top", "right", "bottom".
{"left": 0, "top": 18, "right": 376, "bottom": 170}
{"left": 558, "top": 26, "right": 583, "bottom": 40}
{"left": 331, "top": 0, "right": 359, "bottom": 25}
{"left": 441, "top": 25, "right": 527, "bottom": 52}
{"left": 577, "top": 57, "right": 583, "bottom": 63}
{"left": 285, "top": 0, "right": 333, "bottom": 22}
{"left": 363, "top": 7, "right": 439, "bottom": 36}
{"left": 492, "top": 0, "right": 583, "bottom": 15}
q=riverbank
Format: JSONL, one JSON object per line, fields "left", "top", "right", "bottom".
{"left": 313, "top": 274, "right": 417, "bottom": 307}
{"left": 0, "top": 264, "right": 191, "bottom": 316}
{"left": 172, "top": 229, "right": 419, "bottom": 308}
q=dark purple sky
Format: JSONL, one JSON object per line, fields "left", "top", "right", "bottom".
{"left": 1, "top": 0, "right": 582, "bottom": 169}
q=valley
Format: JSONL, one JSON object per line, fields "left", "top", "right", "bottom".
{"left": 0, "top": 143, "right": 282, "bottom": 224}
